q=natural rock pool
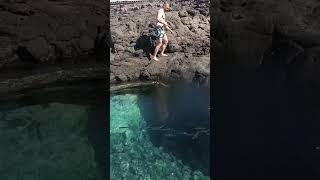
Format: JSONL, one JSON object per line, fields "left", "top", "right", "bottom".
{"left": 110, "top": 82, "right": 210, "bottom": 179}
{"left": 0, "top": 81, "right": 209, "bottom": 179}
{"left": 0, "top": 82, "right": 107, "bottom": 180}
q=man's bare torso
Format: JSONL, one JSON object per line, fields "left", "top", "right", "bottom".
{"left": 156, "top": 8, "right": 165, "bottom": 27}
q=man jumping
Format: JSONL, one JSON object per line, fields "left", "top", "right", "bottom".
{"left": 150, "top": 1, "right": 174, "bottom": 62}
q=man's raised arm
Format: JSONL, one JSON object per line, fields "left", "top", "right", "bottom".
{"left": 165, "top": 25, "right": 174, "bottom": 33}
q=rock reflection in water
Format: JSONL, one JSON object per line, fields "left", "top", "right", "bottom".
{"left": 153, "top": 86, "right": 170, "bottom": 122}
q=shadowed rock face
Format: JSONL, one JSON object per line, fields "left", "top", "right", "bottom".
{"left": 0, "top": 0, "right": 108, "bottom": 94}
{"left": 0, "top": 0, "right": 107, "bottom": 68}
{"left": 212, "top": 0, "right": 320, "bottom": 81}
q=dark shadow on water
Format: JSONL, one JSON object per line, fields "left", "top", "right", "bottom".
{"left": 213, "top": 29, "right": 320, "bottom": 179}
{"left": 214, "top": 65, "right": 320, "bottom": 179}
{"left": 86, "top": 99, "right": 108, "bottom": 180}
{"left": 137, "top": 82, "right": 210, "bottom": 175}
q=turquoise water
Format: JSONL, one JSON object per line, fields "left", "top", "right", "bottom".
{"left": 110, "top": 84, "right": 210, "bottom": 179}
{"left": 0, "top": 84, "right": 106, "bottom": 180}
{"left": 0, "top": 82, "right": 209, "bottom": 179}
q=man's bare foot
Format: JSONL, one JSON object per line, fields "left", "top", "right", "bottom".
{"left": 160, "top": 53, "right": 168, "bottom": 57}
{"left": 153, "top": 56, "right": 159, "bottom": 61}
{"left": 150, "top": 54, "right": 159, "bottom": 61}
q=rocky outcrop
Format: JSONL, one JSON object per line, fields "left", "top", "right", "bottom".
{"left": 0, "top": 0, "right": 108, "bottom": 93}
{"left": 212, "top": 0, "right": 320, "bottom": 84}
{"left": 0, "top": 62, "right": 106, "bottom": 95}
{"left": 110, "top": 53, "right": 209, "bottom": 84}
{"left": 110, "top": 1, "right": 210, "bottom": 84}
{"left": 0, "top": 0, "right": 107, "bottom": 69}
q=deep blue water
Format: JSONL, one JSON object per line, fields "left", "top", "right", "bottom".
{"left": 213, "top": 66, "right": 320, "bottom": 179}
{"left": 137, "top": 83, "right": 210, "bottom": 175}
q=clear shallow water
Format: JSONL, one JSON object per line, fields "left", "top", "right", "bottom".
{"left": 110, "top": 83, "right": 210, "bottom": 179}
{"left": 0, "top": 83, "right": 106, "bottom": 180}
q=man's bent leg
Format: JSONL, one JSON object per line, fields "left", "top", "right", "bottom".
{"left": 160, "top": 34, "right": 168, "bottom": 56}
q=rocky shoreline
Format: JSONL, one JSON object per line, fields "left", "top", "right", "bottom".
{"left": 0, "top": 61, "right": 106, "bottom": 95}
{"left": 0, "top": 0, "right": 211, "bottom": 94}
{"left": 0, "top": 0, "right": 107, "bottom": 94}
{"left": 110, "top": 0, "right": 210, "bottom": 85}
{"left": 1, "top": 0, "right": 320, "bottom": 92}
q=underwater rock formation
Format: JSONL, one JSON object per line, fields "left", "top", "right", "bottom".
{"left": 0, "top": 103, "right": 102, "bottom": 179}
{"left": 110, "top": 94, "right": 209, "bottom": 180}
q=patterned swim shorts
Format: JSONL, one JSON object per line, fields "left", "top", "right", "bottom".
{"left": 155, "top": 26, "right": 166, "bottom": 39}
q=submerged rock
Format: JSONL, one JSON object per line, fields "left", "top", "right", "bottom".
{"left": 110, "top": 94, "right": 209, "bottom": 180}
{"left": 0, "top": 103, "right": 101, "bottom": 179}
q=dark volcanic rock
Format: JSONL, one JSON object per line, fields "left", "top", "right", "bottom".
{"left": 110, "top": 53, "right": 209, "bottom": 84}
{"left": 212, "top": 0, "right": 320, "bottom": 69}
{"left": 0, "top": 0, "right": 108, "bottom": 93}
{"left": 0, "top": 62, "right": 106, "bottom": 95}
{"left": 110, "top": 2, "right": 210, "bottom": 84}
{"left": 16, "top": 46, "right": 37, "bottom": 64}
{"left": 0, "top": 0, "right": 107, "bottom": 69}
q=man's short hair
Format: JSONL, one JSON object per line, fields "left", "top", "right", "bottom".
{"left": 163, "top": 1, "right": 169, "bottom": 6}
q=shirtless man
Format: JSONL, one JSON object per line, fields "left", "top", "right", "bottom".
{"left": 150, "top": 1, "right": 174, "bottom": 61}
